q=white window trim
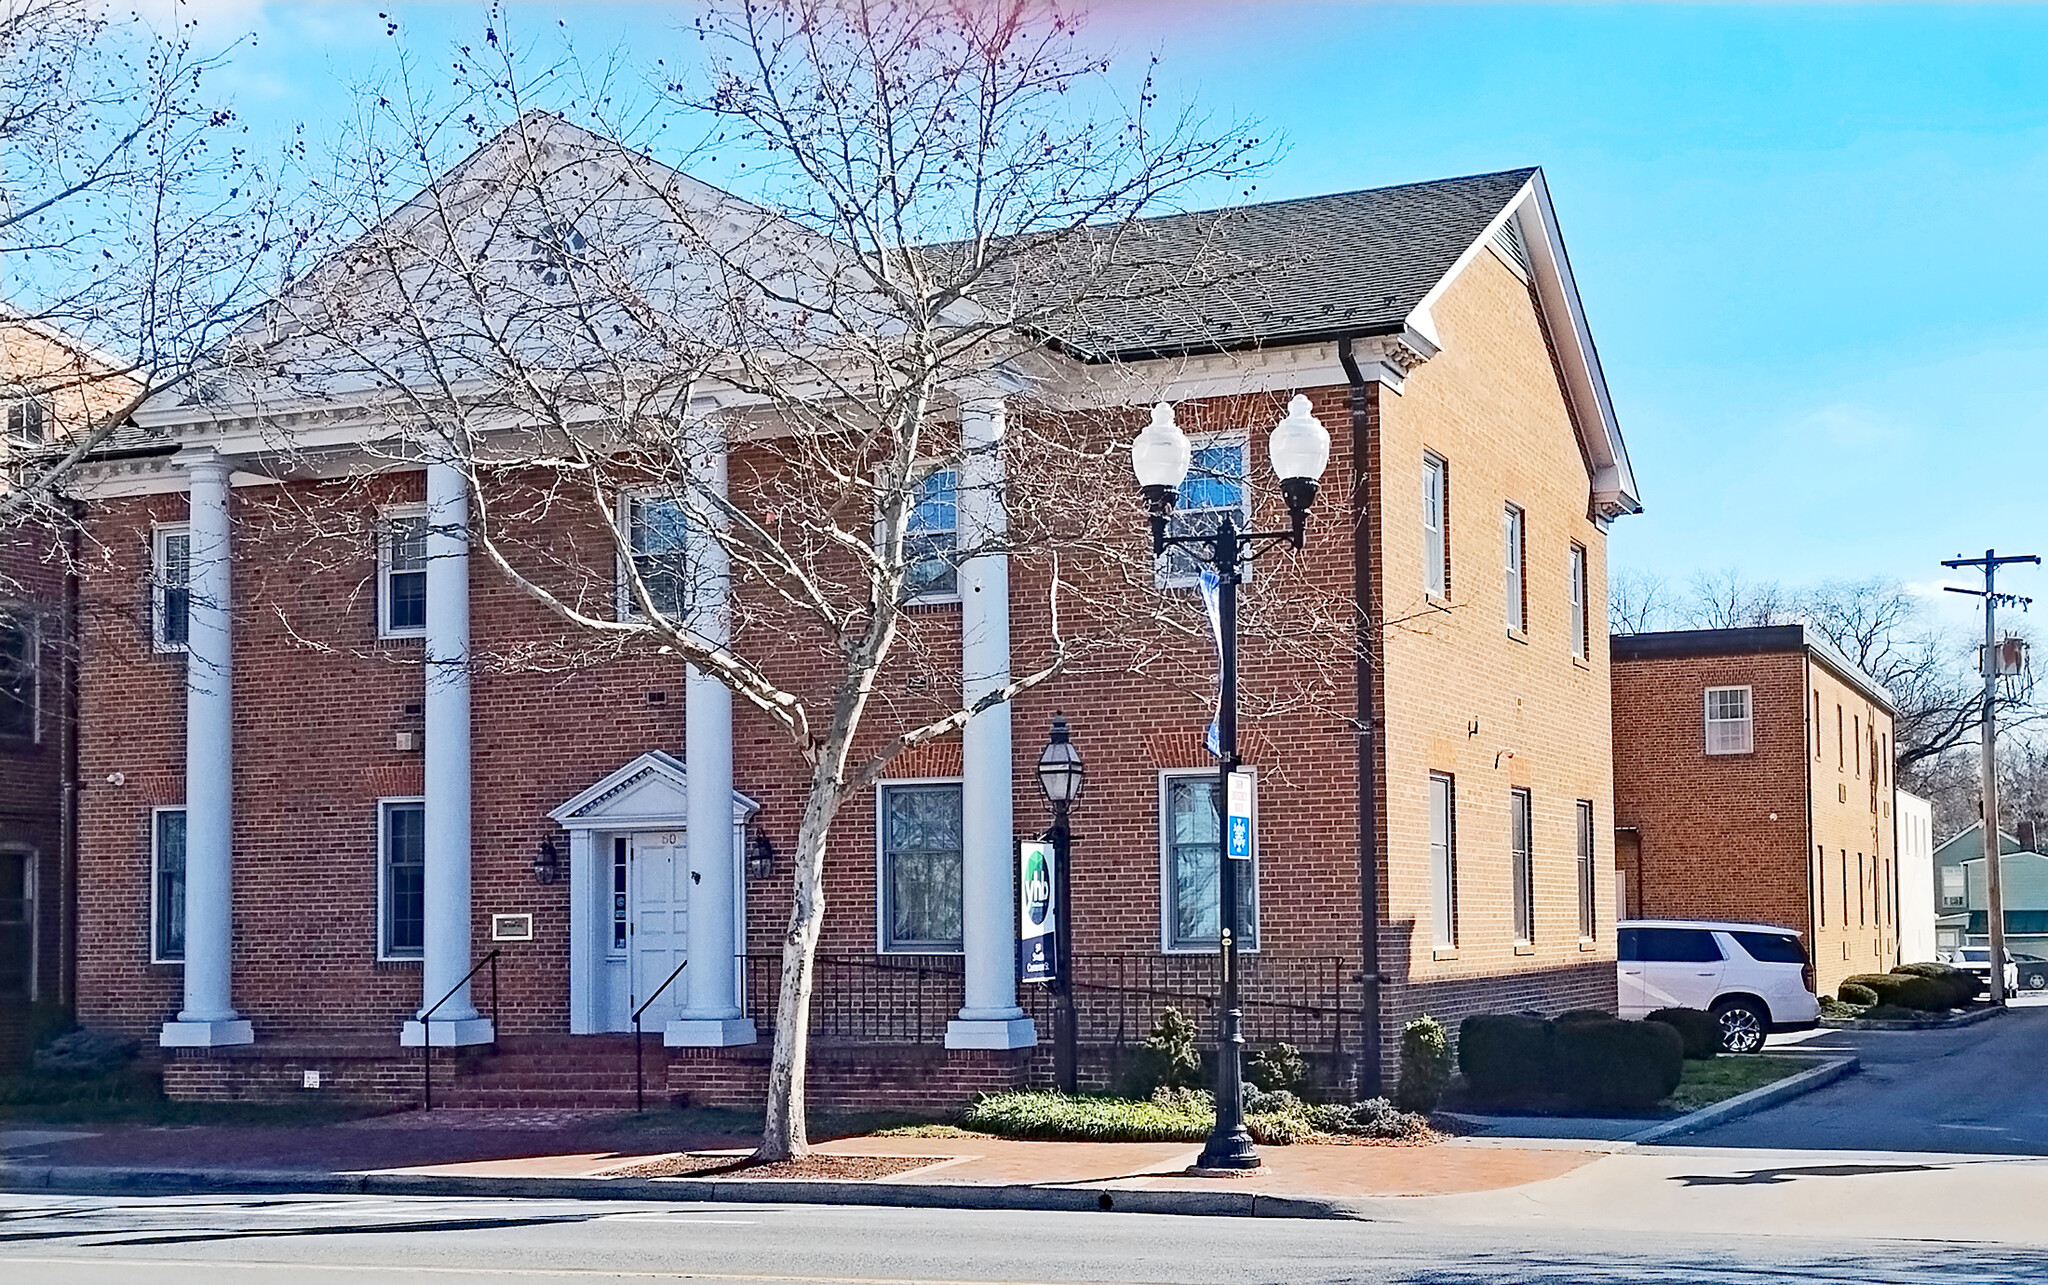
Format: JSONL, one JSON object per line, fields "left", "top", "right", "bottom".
{"left": 1704, "top": 685, "right": 1755, "bottom": 756}
{"left": 1423, "top": 452, "right": 1449, "bottom": 599}
{"left": 1156, "top": 431, "right": 1253, "bottom": 592}
{"left": 5, "top": 390, "right": 48, "bottom": 445}
{"left": 377, "top": 504, "right": 428, "bottom": 640}
{"left": 615, "top": 491, "right": 690, "bottom": 621}
{"left": 1568, "top": 542, "right": 1589, "bottom": 659}
{"left": 1429, "top": 772, "right": 1457, "bottom": 949}
{"left": 151, "top": 523, "right": 190, "bottom": 654}
{"left": 376, "top": 795, "right": 426, "bottom": 963}
{"left": 609, "top": 834, "right": 630, "bottom": 959}
{"left": 898, "top": 459, "right": 962, "bottom": 606}
{"left": 1157, "top": 767, "right": 1260, "bottom": 955}
{"left": 149, "top": 805, "right": 185, "bottom": 965}
{"left": 1504, "top": 503, "right": 1526, "bottom": 633}
{"left": 1510, "top": 786, "right": 1534, "bottom": 945}
{"left": 874, "top": 776, "right": 966, "bottom": 956}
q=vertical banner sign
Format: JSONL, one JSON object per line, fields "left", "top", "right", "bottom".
{"left": 1226, "top": 768, "right": 1256, "bottom": 862}
{"left": 1018, "top": 839, "right": 1058, "bottom": 984}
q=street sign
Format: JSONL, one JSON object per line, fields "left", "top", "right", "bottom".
{"left": 1226, "top": 768, "right": 1255, "bottom": 861}
{"left": 1018, "top": 839, "right": 1058, "bottom": 984}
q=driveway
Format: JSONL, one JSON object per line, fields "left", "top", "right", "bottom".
{"left": 1678, "top": 1003, "right": 2048, "bottom": 1154}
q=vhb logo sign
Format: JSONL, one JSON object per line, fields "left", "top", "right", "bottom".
{"left": 1018, "top": 840, "right": 1058, "bottom": 984}
{"left": 1023, "top": 847, "right": 1052, "bottom": 926}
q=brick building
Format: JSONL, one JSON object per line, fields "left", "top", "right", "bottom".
{"left": 1611, "top": 626, "right": 1899, "bottom": 999}
{"left": 66, "top": 118, "right": 1640, "bottom": 1107}
{"left": 0, "top": 315, "right": 143, "bottom": 1064}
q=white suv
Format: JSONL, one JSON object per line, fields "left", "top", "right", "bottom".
{"left": 1617, "top": 919, "right": 1821, "bottom": 1053}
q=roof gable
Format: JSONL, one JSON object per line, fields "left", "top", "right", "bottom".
{"left": 548, "top": 750, "right": 759, "bottom": 831}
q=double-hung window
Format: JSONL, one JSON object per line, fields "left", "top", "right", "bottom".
{"left": 1576, "top": 799, "right": 1596, "bottom": 939}
{"left": 1568, "top": 543, "right": 1588, "bottom": 658}
{"left": 904, "top": 467, "right": 959, "bottom": 600}
{"left": 1510, "top": 788, "right": 1534, "bottom": 944}
{"left": 6, "top": 393, "right": 46, "bottom": 445}
{"left": 1160, "top": 437, "right": 1249, "bottom": 587}
{"left": 0, "top": 619, "right": 35, "bottom": 741}
{"left": 152, "top": 808, "right": 187, "bottom": 963}
{"left": 378, "top": 507, "right": 428, "bottom": 638}
{"left": 1429, "top": 773, "right": 1456, "bottom": 948}
{"left": 1422, "top": 454, "right": 1448, "bottom": 598}
{"left": 877, "top": 782, "right": 963, "bottom": 953}
{"left": 152, "top": 525, "right": 191, "bottom": 652}
{"left": 378, "top": 799, "right": 426, "bottom": 960}
{"left": 1161, "top": 771, "right": 1257, "bottom": 951}
{"left": 619, "top": 494, "right": 690, "bottom": 620}
{"left": 1704, "top": 686, "right": 1754, "bottom": 755}
{"left": 1504, "top": 504, "right": 1526, "bottom": 632}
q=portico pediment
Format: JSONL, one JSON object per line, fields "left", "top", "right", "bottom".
{"left": 548, "top": 750, "right": 758, "bottom": 832}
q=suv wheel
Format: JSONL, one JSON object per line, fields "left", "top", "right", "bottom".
{"left": 2029, "top": 972, "right": 2047, "bottom": 992}
{"left": 1712, "top": 998, "right": 1769, "bottom": 1054}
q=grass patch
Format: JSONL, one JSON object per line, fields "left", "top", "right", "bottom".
{"left": 1662, "top": 1055, "right": 1810, "bottom": 1114}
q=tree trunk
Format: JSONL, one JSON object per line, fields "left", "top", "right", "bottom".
{"left": 757, "top": 770, "right": 842, "bottom": 1162}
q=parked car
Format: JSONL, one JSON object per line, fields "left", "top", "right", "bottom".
{"left": 2017, "top": 953, "right": 2048, "bottom": 992}
{"left": 1617, "top": 919, "right": 1821, "bottom": 1053}
{"left": 1947, "top": 946, "right": 2020, "bottom": 996}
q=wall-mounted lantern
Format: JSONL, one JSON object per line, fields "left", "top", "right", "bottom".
{"left": 533, "top": 836, "right": 563, "bottom": 886}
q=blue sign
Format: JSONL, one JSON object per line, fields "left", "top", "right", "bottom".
{"left": 1226, "top": 769, "right": 1255, "bottom": 862}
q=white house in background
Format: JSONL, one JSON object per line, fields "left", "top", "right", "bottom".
{"left": 1896, "top": 790, "right": 1934, "bottom": 963}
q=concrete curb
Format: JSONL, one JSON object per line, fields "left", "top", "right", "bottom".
{"left": 1822, "top": 1004, "right": 2006, "bottom": 1032}
{"left": 0, "top": 1161, "right": 1389, "bottom": 1221}
{"left": 1623, "top": 1055, "right": 1859, "bottom": 1144}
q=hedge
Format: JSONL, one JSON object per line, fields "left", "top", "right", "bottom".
{"left": 1837, "top": 982, "right": 1878, "bottom": 1006}
{"left": 1645, "top": 1007, "right": 1720, "bottom": 1059}
{"left": 1843, "top": 973, "right": 1950, "bottom": 1012}
{"left": 1892, "top": 961, "right": 1977, "bottom": 1008}
{"left": 1552, "top": 1018, "right": 1684, "bottom": 1113}
{"left": 1458, "top": 1014, "right": 1554, "bottom": 1100}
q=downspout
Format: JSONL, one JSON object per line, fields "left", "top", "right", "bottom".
{"left": 1803, "top": 653, "right": 1819, "bottom": 996}
{"left": 60, "top": 499, "right": 81, "bottom": 1013}
{"left": 1338, "top": 336, "right": 1383, "bottom": 1096}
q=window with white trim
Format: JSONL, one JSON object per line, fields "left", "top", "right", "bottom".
{"left": 1511, "top": 787, "right": 1533, "bottom": 944}
{"left": 618, "top": 494, "right": 689, "bottom": 620}
{"left": 1576, "top": 799, "right": 1596, "bottom": 939}
{"left": 1160, "top": 771, "right": 1257, "bottom": 952}
{"left": 1429, "top": 773, "right": 1456, "bottom": 947}
{"left": 151, "top": 808, "right": 186, "bottom": 963}
{"left": 378, "top": 798, "right": 426, "bottom": 961}
{"left": 904, "top": 466, "right": 959, "bottom": 600}
{"left": 1568, "top": 542, "right": 1588, "bottom": 658}
{"left": 611, "top": 836, "right": 629, "bottom": 955}
{"left": 6, "top": 393, "right": 46, "bottom": 445}
{"left": 1704, "top": 686, "right": 1754, "bottom": 755}
{"left": 877, "top": 781, "right": 963, "bottom": 953}
{"left": 1159, "top": 436, "right": 1249, "bottom": 588}
{"left": 152, "top": 525, "right": 191, "bottom": 652}
{"left": 378, "top": 507, "right": 427, "bottom": 638}
{"left": 0, "top": 618, "right": 36, "bottom": 742}
{"left": 1423, "top": 454, "right": 1448, "bottom": 598}
{"left": 1504, "top": 504, "right": 1526, "bottom": 632}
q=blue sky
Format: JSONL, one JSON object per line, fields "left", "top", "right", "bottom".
{"left": 170, "top": 2, "right": 2048, "bottom": 618}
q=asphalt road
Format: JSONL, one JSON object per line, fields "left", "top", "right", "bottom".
{"left": 2, "top": 1192, "right": 2046, "bottom": 1284}
{"left": 1685, "top": 1003, "right": 2048, "bottom": 1154}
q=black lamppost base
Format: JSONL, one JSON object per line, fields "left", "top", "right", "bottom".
{"left": 1192, "top": 1129, "right": 1263, "bottom": 1173}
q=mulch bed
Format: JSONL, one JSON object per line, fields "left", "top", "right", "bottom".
{"left": 600, "top": 1151, "right": 940, "bottom": 1180}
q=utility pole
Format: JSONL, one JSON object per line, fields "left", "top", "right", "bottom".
{"left": 1943, "top": 549, "right": 2037, "bottom": 1006}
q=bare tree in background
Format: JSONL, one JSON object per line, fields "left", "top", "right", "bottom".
{"left": 1, "top": 0, "right": 278, "bottom": 520}
{"left": 218, "top": 0, "right": 1299, "bottom": 1160}
{"left": 1608, "top": 567, "right": 1675, "bottom": 635}
{"left": 1681, "top": 568, "right": 1798, "bottom": 630}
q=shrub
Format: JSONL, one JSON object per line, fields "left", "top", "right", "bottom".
{"left": 1458, "top": 1013, "right": 1555, "bottom": 1102}
{"left": 1124, "top": 1007, "right": 1203, "bottom": 1095}
{"left": 1837, "top": 983, "right": 1879, "bottom": 1007}
{"left": 1554, "top": 1008, "right": 1612, "bottom": 1025}
{"left": 1248, "top": 1042, "right": 1308, "bottom": 1095}
{"left": 32, "top": 1028, "right": 139, "bottom": 1078}
{"left": 1893, "top": 962, "right": 1976, "bottom": 1008}
{"left": 1395, "top": 1015, "right": 1452, "bottom": 1114}
{"left": 964, "top": 1090, "right": 1211, "bottom": 1142}
{"left": 1307, "top": 1097, "right": 1432, "bottom": 1141}
{"left": 1845, "top": 972, "right": 1949, "bottom": 1012}
{"left": 1551, "top": 1018, "right": 1683, "bottom": 1112}
{"left": 1645, "top": 1007, "right": 1720, "bottom": 1060}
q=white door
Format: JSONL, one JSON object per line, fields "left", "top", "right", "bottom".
{"left": 630, "top": 831, "right": 689, "bottom": 1026}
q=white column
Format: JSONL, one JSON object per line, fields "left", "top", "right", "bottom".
{"left": 403, "top": 462, "right": 494, "bottom": 1047}
{"left": 947, "top": 393, "right": 1035, "bottom": 1049}
{"left": 670, "top": 419, "right": 754, "bottom": 1047}
{"left": 161, "top": 451, "right": 252, "bottom": 1048}
{"left": 567, "top": 830, "right": 597, "bottom": 1035}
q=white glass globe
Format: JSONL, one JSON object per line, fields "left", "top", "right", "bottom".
{"left": 1268, "top": 394, "right": 1330, "bottom": 485}
{"left": 1130, "top": 402, "right": 1192, "bottom": 491}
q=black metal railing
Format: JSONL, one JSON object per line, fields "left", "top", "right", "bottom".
{"left": 736, "top": 951, "right": 1350, "bottom": 1067}
{"left": 418, "top": 949, "right": 500, "bottom": 1111}
{"left": 632, "top": 959, "right": 689, "bottom": 1112}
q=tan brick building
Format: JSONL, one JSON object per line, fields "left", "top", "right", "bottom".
{"left": 1612, "top": 626, "right": 1898, "bottom": 999}
{"left": 65, "top": 118, "right": 1641, "bottom": 1106}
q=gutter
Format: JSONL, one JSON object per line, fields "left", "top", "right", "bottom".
{"left": 1337, "top": 335, "right": 1383, "bottom": 1096}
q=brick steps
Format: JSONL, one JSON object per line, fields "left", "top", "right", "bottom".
{"left": 425, "top": 1035, "right": 677, "bottom": 1108}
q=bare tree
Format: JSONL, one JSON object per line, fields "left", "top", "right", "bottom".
{"left": 1608, "top": 567, "right": 1675, "bottom": 635}
{"left": 1, "top": 0, "right": 279, "bottom": 521}
{"left": 220, "top": 1, "right": 1290, "bottom": 1159}
{"left": 1680, "top": 568, "right": 1797, "bottom": 630}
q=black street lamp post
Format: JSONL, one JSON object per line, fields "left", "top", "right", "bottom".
{"left": 1036, "top": 714, "right": 1084, "bottom": 1093}
{"left": 1130, "top": 395, "right": 1330, "bottom": 1172}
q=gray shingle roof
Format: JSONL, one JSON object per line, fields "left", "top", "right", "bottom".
{"left": 1035, "top": 167, "right": 1537, "bottom": 361}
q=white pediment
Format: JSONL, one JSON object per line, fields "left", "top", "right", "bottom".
{"left": 548, "top": 750, "right": 759, "bottom": 832}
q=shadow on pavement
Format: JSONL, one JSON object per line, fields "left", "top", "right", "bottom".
{"left": 1669, "top": 1162, "right": 1945, "bottom": 1186}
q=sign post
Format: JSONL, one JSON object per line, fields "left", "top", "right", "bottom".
{"left": 1018, "top": 839, "right": 1058, "bottom": 985}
